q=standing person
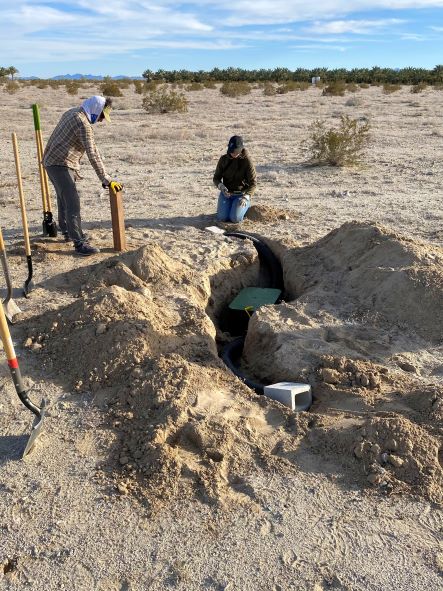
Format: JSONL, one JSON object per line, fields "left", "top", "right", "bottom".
{"left": 43, "top": 95, "right": 123, "bottom": 256}
{"left": 213, "top": 135, "right": 257, "bottom": 223}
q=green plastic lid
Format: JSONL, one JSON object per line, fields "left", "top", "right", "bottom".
{"left": 229, "top": 287, "right": 281, "bottom": 312}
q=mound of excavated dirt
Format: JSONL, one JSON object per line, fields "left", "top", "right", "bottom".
{"left": 242, "top": 221, "right": 443, "bottom": 503}
{"left": 24, "top": 244, "right": 296, "bottom": 508}
{"left": 354, "top": 416, "right": 443, "bottom": 504}
{"left": 245, "top": 204, "right": 297, "bottom": 222}
{"left": 21, "top": 227, "right": 443, "bottom": 507}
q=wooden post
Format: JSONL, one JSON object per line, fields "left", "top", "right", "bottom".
{"left": 109, "top": 188, "right": 127, "bottom": 251}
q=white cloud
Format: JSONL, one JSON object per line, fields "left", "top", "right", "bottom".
{"left": 307, "top": 19, "right": 404, "bottom": 35}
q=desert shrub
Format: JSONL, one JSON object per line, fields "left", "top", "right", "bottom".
{"left": 322, "top": 81, "right": 347, "bottom": 96}
{"left": 296, "top": 81, "right": 310, "bottom": 91}
{"left": 220, "top": 81, "right": 251, "bottom": 97}
{"left": 117, "top": 79, "right": 131, "bottom": 89}
{"left": 133, "top": 80, "right": 144, "bottom": 94}
{"left": 144, "top": 80, "right": 160, "bottom": 92}
{"left": 263, "top": 82, "right": 276, "bottom": 96}
{"left": 142, "top": 87, "right": 188, "bottom": 114}
{"left": 5, "top": 81, "right": 19, "bottom": 94}
{"left": 305, "top": 115, "right": 370, "bottom": 166}
{"left": 411, "top": 82, "right": 427, "bottom": 94}
{"left": 36, "top": 81, "right": 49, "bottom": 89}
{"left": 359, "top": 83, "right": 370, "bottom": 89}
{"left": 65, "top": 81, "right": 80, "bottom": 95}
{"left": 100, "top": 77, "right": 123, "bottom": 97}
{"left": 383, "top": 83, "right": 401, "bottom": 94}
{"left": 203, "top": 80, "right": 217, "bottom": 89}
{"left": 276, "top": 84, "right": 290, "bottom": 94}
{"left": 186, "top": 82, "right": 203, "bottom": 91}
{"left": 346, "top": 83, "right": 359, "bottom": 93}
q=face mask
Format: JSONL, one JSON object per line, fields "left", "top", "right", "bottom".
{"left": 90, "top": 113, "right": 98, "bottom": 124}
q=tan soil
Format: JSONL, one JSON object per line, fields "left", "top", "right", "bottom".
{"left": 0, "top": 84, "right": 442, "bottom": 590}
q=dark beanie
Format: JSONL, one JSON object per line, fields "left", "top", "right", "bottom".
{"left": 228, "top": 135, "right": 244, "bottom": 153}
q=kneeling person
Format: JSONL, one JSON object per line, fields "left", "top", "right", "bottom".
{"left": 213, "top": 135, "right": 256, "bottom": 223}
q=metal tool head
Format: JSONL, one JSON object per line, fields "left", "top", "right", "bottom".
{"left": 23, "top": 279, "right": 35, "bottom": 298}
{"left": 2, "top": 298, "right": 22, "bottom": 324}
{"left": 23, "top": 256, "right": 34, "bottom": 298}
{"left": 23, "top": 399, "right": 46, "bottom": 457}
{"left": 43, "top": 212, "right": 58, "bottom": 238}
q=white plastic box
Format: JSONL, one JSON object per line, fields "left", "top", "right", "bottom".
{"left": 263, "top": 382, "right": 312, "bottom": 412}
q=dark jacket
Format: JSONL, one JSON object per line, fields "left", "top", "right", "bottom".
{"left": 213, "top": 149, "right": 257, "bottom": 196}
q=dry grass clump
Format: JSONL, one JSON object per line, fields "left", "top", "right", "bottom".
{"left": 263, "top": 82, "right": 276, "bottom": 96}
{"left": 100, "top": 77, "right": 123, "bottom": 97}
{"left": 203, "top": 80, "right": 217, "bottom": 89}
{"left": 346, "top": 83, "right": 359, "bottom": 93}
{"left": 133, "top": 80, "right": 144, "bottom": 94}
{"left": 142, "top": 87, "right": 188, "bottom": 114}
{"left": 322, "top": 81, "right": 347, "bottom": 96}
{"left": 65, "top": 81, "right": 80, "bottom": 95}
{"left": 4, "top": 80, "right": 20, "bottom": 94}
{"left": 383, "top": 83, "right": 402, "bottom": 94}
{"left": 411, "top": 82, "right": 427, "bottom": 94}
{"left": 276, "top": 80, "right": 308, "bottom": 93}
{"left": 186, "top": 82, "right": 204, "bottom": 91}
{"left": 359, "top": 83, "right": 370, "bottom": 89}
{"left": 305, "top": 115, "right": 371, "bottom": 167}
{"left": 220, "top": 81, "right": 251, "bottom": 97}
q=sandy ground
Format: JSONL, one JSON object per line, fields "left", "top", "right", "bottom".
{"left": 0, "top": 83, "right": 442, "bottom": 590}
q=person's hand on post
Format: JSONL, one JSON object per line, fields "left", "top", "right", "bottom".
{"left": 217, "top": 182, "right": 230, "bottom": 197}
{"left": 103, "top": 180, "right": 123, "bottom": 193}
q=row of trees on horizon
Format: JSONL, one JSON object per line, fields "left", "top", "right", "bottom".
{"left": 2, "top": 65, "right": 443, "bottom": 85}
{"left": 142, "top": 65, "right": 443, "bottom": 85}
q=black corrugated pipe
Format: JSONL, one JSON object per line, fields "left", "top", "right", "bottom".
{"left": 224, "top": 232, "right": 284, "bottom": 291}
{"left": 221, "top": 232, "right": 284, "bottom": 393}
{"left": 221, "top": 337, "right": 265, "bottom": 394}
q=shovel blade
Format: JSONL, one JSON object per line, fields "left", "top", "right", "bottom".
{"left": 2, "top": 299, "right": 22, "bottom": 324}
{"left": 23, "top": 279, "right": 35, "bottom": 298}
{"left": 23, "top": 399, "right": 46, "bottom": 457}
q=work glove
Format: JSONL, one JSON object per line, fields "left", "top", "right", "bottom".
{"left": 217, "top": 182, "right": 230, "bottom": 196}
{"left": 238, "top": 194, "right": 250, "bottom": 208}
{"left": 103, "top": 180, "right": 123, "bottom": 193}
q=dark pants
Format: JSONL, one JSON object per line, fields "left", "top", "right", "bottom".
{"left": 45, "top": 165, "right": 85, "bottom": 244}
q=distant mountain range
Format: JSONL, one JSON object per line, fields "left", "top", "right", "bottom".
{"left": 21, "top": 74, "right": 143, "bottom": 80}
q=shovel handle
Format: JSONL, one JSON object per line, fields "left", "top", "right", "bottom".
{"left": 32, "top": 105, "right": 49, "bottom": 213}
{"left": 0, "top": 226, "right": 5, "bottom": 253}
{"left": 37, "top": 130, "right": 52, "bottom": 212}
{"left": 0, "top": 286, "right": 40, "bottom": 418}
{"left": 12, "top": 133, "right": 32, "bottom": 257}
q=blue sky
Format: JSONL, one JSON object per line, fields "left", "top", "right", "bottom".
{"left": 1, "top": 1, "right": 443, "bottom": 77}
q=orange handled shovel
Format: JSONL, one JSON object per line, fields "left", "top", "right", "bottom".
{"left": 0, "top": 294, "right": 46, "bottom": 456}
{"left": 12, "top": 133, "right": 34, "bottom": 296}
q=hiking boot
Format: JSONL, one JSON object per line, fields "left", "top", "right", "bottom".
{"left": 74, "top": 242, "right": 100, "bottom": 256}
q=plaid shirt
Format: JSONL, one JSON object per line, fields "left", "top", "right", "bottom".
{"left": 43, "top": 107, "right": 111, "bottom": 185}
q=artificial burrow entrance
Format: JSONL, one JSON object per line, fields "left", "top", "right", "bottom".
{"left": 206, "top": 230, "right": 313, "bottom": 411}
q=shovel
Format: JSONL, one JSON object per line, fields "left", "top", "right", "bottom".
{"left": 0, "top": 300, "right": 46, "bottom": 456}
{"left": 0, "top": 228, "right": 22, "bottom": 324}
{"left": 32, "top": 104, "right": 57, "bottom": 238}
{"left": 12, "top": 133, "right": 34, "bottom": 297}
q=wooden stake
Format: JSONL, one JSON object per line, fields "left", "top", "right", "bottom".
{"left": 109, "top": 188, "right": 127, "bottom": 252}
